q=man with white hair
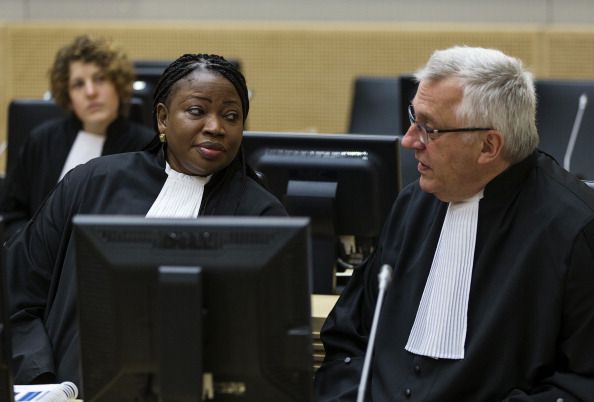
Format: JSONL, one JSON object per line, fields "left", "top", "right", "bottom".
{"left": 315, "top": 46, "right": 594, "bottom": 401}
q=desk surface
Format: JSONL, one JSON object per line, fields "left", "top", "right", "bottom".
{"left": 312, "top": 294, "right": 338, "bottom": 318}
{"left": 311, "top": 293, "right": 339, "bottom": 333}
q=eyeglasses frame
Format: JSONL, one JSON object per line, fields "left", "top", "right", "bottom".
{"left": 407, "top": 103, "right": 493, "bottom": 144}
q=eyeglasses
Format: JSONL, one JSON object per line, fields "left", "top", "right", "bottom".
{"left": 407, "top": 104, "right": 493, "bottom": 144}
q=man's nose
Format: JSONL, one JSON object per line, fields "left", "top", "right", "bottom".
{"left": 401, "top": 125, "right": 424, "bottom": 150}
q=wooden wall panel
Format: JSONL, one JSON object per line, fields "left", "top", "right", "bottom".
{"left": 543, "top": 27, "right": 594, "bottom": 78}
{"left": 1, "top": 22, "right": 594, "bottom": 174}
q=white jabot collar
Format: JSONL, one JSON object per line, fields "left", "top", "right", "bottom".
{"left": 146, "top": 162, "right": 211, "bottom": 218}
{"left": 58, "top": 130, "right": 105, "bottom": 181}
{"left": 405, "top": 189, "right": 484, "bottom": 359}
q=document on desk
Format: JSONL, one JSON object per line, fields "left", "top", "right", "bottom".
{"left": 14, "top": 381, "right": 78, "bottom": 402}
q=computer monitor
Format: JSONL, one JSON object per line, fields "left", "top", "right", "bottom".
{"left": 0, "top": 216, "right": 15, "bottom": 402}
{"left": 242, "top": 131, "right": 401, "bottom": 294}
{"left": 73, "top": 215, "right": 313, "bottom": 402}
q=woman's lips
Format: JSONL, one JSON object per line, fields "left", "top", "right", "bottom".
{"left": 87, "top": 102, "right": 103, "bottom": 112}
{"left": 196, "top": 142, "right": 225, "bottom": 159}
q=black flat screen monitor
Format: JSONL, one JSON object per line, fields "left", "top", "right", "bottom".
{"left": 74, "top": 215, "right": 313, "bottom": 402}
{"left": 242, "top": 131, "right": 401, "bottom": 294}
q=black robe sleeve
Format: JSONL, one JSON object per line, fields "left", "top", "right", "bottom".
{"left": 0, "top": 126, "right": 48, "bottom": 239}
{"left": 200, "top": 155, "right": 288, "bottom": 217}
{"left": 0, "top": 117, "right": 79, "bottom": 226}
{"left": 5, "top": 170, "right": 82, "bottom": 384}
{"left": 500, "top": 222, "right": 594, "bottom": 401}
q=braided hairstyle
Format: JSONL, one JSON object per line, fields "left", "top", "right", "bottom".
{"left": 146, "top": 53, "right": 263, "bottom": 185}
{"left": 152, "top": 54, "right": 249, "bottom": 131}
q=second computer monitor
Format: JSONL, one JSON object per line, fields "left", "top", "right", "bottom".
{"left": 242, "top": 131, "right": 401, "bottom": 293}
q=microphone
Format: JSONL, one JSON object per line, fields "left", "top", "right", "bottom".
{"left": 563, "top": 93, "right": 588, "bottom": 172}
{"left": 356, "top": 264, "right": 393, "bottom": 402}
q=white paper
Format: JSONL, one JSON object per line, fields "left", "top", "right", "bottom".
{"left": 14, "top": 381, "right": 78, "bottom": 402}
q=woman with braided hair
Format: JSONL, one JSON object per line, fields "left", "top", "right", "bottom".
{"left": 4, "top": 53, "right": 287, "bottom": 396}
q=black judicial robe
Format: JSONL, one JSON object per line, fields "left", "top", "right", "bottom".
{"left": 5, "top": 144, "right": 287, "bottom": 390}
{"left": 315, "top": 151, "right": 594, "bottom": 402}
{"left": 0, "top": 113, "right": 154, "bottom": 224}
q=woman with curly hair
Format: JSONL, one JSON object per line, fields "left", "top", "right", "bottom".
{"left": 0, "top": 35, "right": 153, "bottom": 231}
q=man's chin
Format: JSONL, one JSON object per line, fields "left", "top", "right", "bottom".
{"left": 418, "top": 176, "right": 429, "bottom": 190}
{"left": 418, "top": 177, "right": 436, "bottom": 195}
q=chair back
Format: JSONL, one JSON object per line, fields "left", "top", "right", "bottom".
{"left": 6, "top": 99, "right": 65, "bottom": 176}
{"left": 536, "top": 79, "right": 594, "bottom": 180}
{"left": 348, "top": 76, "right": 401, "bottom": 135}
{"left": 5, "top": 98, "right": 148, "bottom": 177}
{"left": 347, "top": 75, "right": 419, "bottom": 186}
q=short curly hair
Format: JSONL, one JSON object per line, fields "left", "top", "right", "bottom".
{"left": 49, "top": 35, "right": 135, "bottom": 113}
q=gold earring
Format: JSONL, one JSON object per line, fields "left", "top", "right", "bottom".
{"left": 159, "top": 133, "right": 167, "bottom": 143}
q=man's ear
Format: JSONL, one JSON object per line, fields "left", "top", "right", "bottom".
{"left": 478, "top": 130, "right": 504, "bottom": 164}
{"left": 156, "top": 102, "right": 168, "bottom": 134}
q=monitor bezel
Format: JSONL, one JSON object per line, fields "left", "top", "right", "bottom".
{"left": 74, "top": 215, "right": 314, "bottom": 402}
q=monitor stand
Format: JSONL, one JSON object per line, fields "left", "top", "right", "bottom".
{"left": 286, "top": 180, "right": 338, "bottom": 294}
{"left": 158, "top": 266, "right": 203, "bottom": 401}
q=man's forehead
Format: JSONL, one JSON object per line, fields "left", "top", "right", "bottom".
{"left": 419, "top": 77, "right": 462, "bottom": 98}
{"left": 414, "top": 78, "right": 463, "bottom": 115}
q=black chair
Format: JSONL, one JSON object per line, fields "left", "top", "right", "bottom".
{"left": 5, "top": 99, "right": 66, "bottom": 177}
{"left": 536, "top": 79, "right": 594, "bottom": 180}
{"left": 347, "top": 75, "right": 419, "bottom": 186}
{"left": 5, "top": 98, "right": 147, "bottom": 178}
{"left": 1, "top": 98, "right": 147, "bottom": 239}
{"left": 348, "top": 76, "right": 401, "bottom": 136}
